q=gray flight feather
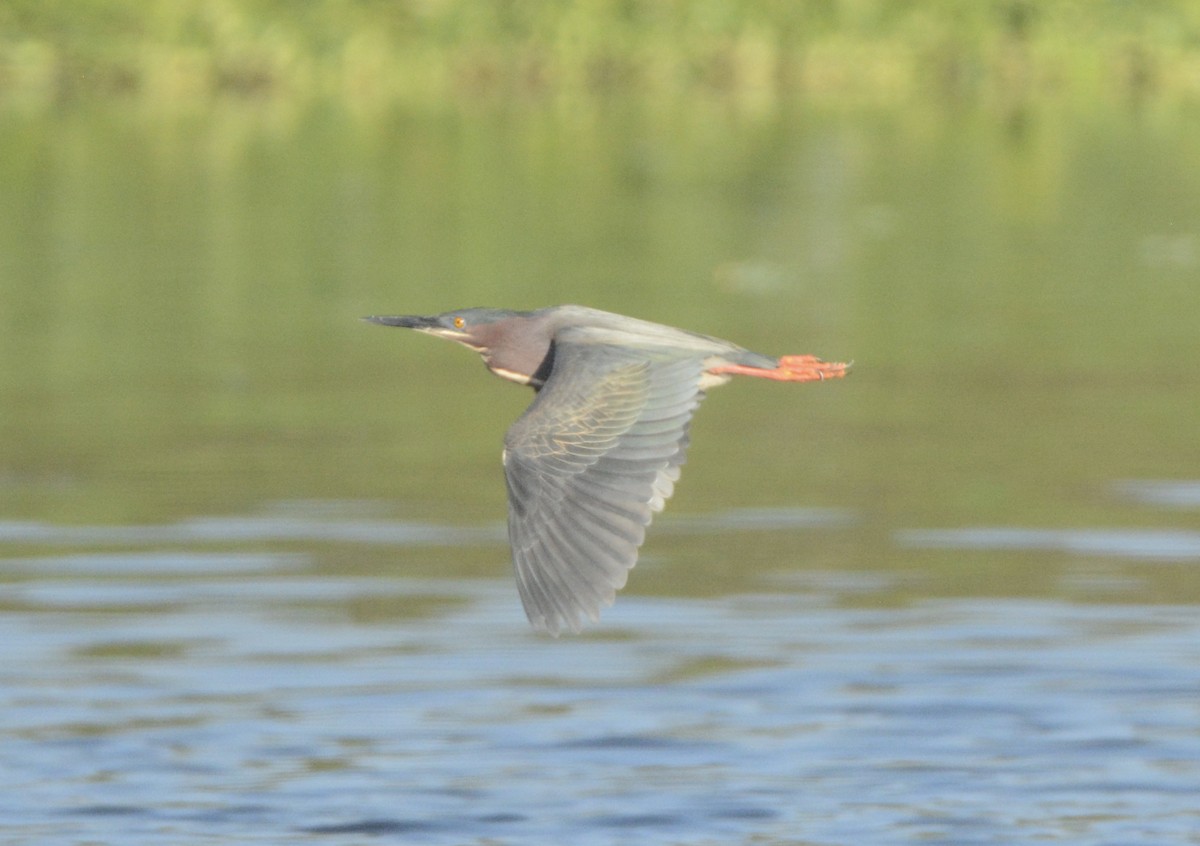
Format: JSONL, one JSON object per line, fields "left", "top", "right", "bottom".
{"left": 502, "top": 335, "right": 706, "bottom": 635}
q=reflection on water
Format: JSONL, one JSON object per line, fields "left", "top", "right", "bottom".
{"left": 0, "top": 514, "right": 505, "bottom": 548}
{"left": 4, "top": 473, "right": 1198, "bottom": 843}
{"left": 900, "top": 526, "right": 1200, "bottom": 560}
{"left": 1116, "top": 480, "right": 1200, "bottom": 509}
{"left": 3, "top": 73, "right": 1200, "bottom": 845}
{"left": 0, "top": 505, "right": 853, "bottom": 549}
{"left": 3, "top": 547, "right": 1199, "bottom": 845}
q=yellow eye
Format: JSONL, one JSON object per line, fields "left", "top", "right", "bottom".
{"left": 453, "top": 316, "right": 465, "bottom": 329}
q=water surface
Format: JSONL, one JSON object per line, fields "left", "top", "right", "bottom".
{"left": 2, "top": 95, "right": 1199, "bottom": 843}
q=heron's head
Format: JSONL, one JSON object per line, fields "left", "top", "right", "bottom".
{"left": 365, "top": 307, "right": 556, "bottom": 386}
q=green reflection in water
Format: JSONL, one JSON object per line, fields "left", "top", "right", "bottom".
{"left": 2, "top": 96, "right": 1198, "bottom": 610}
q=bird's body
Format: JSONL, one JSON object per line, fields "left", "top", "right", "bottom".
{"left": 366, "top": 305, "right": 847, "bottom": 635}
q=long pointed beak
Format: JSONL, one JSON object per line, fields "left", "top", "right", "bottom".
{"left": 362, "top": 315, "right": 439, "bottom": 330}
{"left": 363, "top": 314, "right": 478, "bottom": 348}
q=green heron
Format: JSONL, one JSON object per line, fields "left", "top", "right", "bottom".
{"left": 366, "top": 305, "right": 848, "bottom": 635}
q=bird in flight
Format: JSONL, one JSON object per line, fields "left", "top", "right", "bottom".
{"left": 366, "top": 305, "right": 848, "bottom": 635}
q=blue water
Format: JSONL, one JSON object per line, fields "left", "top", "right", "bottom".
{"left": 3, "top": 510, "right": 1199, "bottom": 845}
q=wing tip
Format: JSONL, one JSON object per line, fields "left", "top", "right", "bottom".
{"left": 525, "top": 591, "right": 616, "bottom": 636}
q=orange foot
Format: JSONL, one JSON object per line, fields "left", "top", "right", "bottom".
{"left": 709, "top": 355, "right": 851, "bottom": 383}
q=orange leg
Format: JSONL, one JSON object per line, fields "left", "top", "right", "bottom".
{"left": 708, "top": 354, "right": 851, "bottom": 383}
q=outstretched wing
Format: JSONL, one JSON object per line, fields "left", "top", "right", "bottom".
{"left": 502, "top": 340, "right": 705, "bottom": 635}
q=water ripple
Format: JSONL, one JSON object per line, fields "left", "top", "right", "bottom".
{"left": 1114, "top": 479, "right": 1200, "bottom": 509}
{"left": 897, "top": 527, "right": 1200, "bottom": 560}
{"left": 0, "top": 505, "right": 854, "bottom": 549}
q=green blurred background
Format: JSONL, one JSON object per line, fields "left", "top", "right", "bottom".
{"left": 2, "top": 0, "right": 1199, "bottom": 604}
